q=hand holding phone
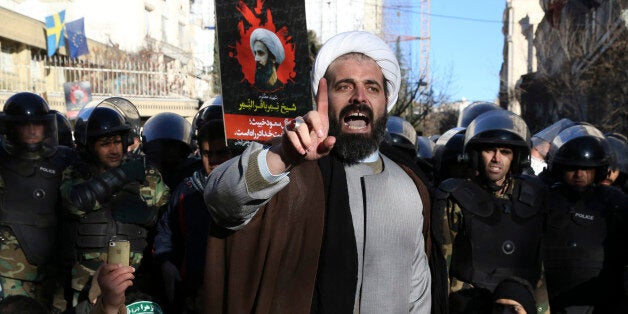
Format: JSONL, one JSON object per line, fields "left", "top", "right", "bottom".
{"left": 107, "top": 240, "right": 130, "bottom": 266}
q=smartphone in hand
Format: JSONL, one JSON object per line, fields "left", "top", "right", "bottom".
{"left": 107, "top": 240, "right": 130, "bottom": 266}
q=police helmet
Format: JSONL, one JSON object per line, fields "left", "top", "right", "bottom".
{"left": 605, "top": 133, "right": 628, "bottom": 174}
{"left": 385, "top": 116, "right": 417, "bottom": 152}
{"left": 457, "top": 101, "right": 503, "bottom": 128}
{"left": 0, "top": 92, "right": 58, "bottom": 159}
{"left": 210, "top": 95, "right": 223, "bottom": 106}
{"left": 142, "top": 112, "right": 193, "bottom": 155}
{"left": 547, "top": 124, "right": 610, "bottom": 183}
{"left": 51, "top": 110, "right": 73, "bottom": 147}
{"left": 74, "top": 106, "right": 131, "bottom": 159}
{"left": 433, "top": 127, "right": 467, "bottom": 181}
{"left": 530, "top": 118, "right": 575, "bottom": 158}
{"left": 193, "top": 104, "right": 223, "bottom": 135}
{"left": 97, "top": 97, "right": 142, "bottom": 138}
{"left": 464, "top": 110, "right": 531, "bottom": 174}
{"left": 416, "top": 136, "right": 435, "bottom": 160}
{"left": 87, "top": 107, "right": 130, "bottom": 139}
{"left": 74, "top": 97, "right": 140, "bottom": 147}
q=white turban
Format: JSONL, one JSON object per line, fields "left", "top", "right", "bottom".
{"left": 311, "top": 31, "right": 401, "bottom": 112}
{"left": 250, "top": 28, "right": 285, "bottom": 65}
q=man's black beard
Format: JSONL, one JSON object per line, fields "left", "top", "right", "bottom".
{"left": 255, "top": 60, "right": 275, "bottom": 90}
{"left": 329, "top": 105, "right": 388, "bottom": 165}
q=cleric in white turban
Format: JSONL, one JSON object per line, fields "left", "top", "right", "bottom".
{"left": 311, "top": 31, "right": 401, "bottom": 112}
{"left": 249, "top": 28, "right": 285, "bottom": 65}
{"left": 202, "top": 30, "right": 433, "bottom": 313}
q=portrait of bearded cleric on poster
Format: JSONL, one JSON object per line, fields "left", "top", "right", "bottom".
{"left": 249, "top": 28, "right": 285, "bottom": 92}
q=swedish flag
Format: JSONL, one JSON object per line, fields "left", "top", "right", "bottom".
{"left": 45, "top": 10, "right": 66, "bottom": 57}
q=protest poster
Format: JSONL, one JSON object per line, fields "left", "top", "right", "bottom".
{"left": 63, "top": 81, "right": 92, "bottom": 119}
{"left": 215, "top": 0, "right": 312, "bottom": 150}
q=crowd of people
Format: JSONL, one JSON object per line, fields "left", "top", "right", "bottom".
{"left": 0, "top": 30, "right": 625, "bottom": 314}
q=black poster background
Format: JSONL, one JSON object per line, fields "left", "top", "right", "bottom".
{"left": 215, "top": 0, "right": 312, "bottom": 149}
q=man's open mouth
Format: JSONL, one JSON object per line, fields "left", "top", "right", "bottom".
{"left": 344, "top": 112, "right": 370, "bottom": 130}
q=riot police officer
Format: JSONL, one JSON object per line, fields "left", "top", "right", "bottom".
{"left": 602, "top": 132, "right": 628, "bottom": 193}
{"left": 384, "top": 116, "right": 437, "bottom": 185}
{"left": 59, "top": 99, "right": 169, "bottom": 310}
{"left": 529, "top": 118, "right": 575, "bottom": 176}
{"left": 457, "top": 101, "right": 503, "bottom": 128}
{"left": 0, "top": 92, "right": 75, "bottom": 308}
{"left": 416, "top": 135, "right": 435, "bottom": 181}
{"left": 192, "top": 102, "right": 224, "bottom": 136}
{"left": 431, "top": 127, "right": 474, "bottom": 186}
{"left": 142, "top": 112, "right": 196, "bottom": 190}
{"left": 153, "top": 118, "right": 232, "bottom": 312}
{"left": 385, "top": 116, "right": 417, "bottom": 158}
{"left": 542, "top": 124, "right": 628, "bottom": 313}
{"left": 433, "top": 109, "right": 548, "bottom": 313}
{"left": 190, "top": 102, "right": 224, "bottom": 156}
{"left": 50, "top": 110, "right": 74, "bottom": 148}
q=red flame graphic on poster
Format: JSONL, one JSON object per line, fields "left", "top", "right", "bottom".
{"left": 230, "top": 0, "right": 297, "bottom": 88}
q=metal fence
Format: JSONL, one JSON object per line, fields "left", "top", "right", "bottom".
{"left": 0, "top": 52, "right": 204, "bottom": 99}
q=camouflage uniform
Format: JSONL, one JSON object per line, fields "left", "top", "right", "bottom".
{"left": 0, "top": 228, "right": 68, "bottom": 310}
{"left": 0, "top": 172, "right": 36, "bottom": 298}
{"left": 60, "top": 160, "right": 169, "bottom": 305}
{"left": 433, "top": 177, "right": 550, "bottom": 313}
{"left": 0, "top": 229, "right": 39, "bottom": 298}
{"left": 0, "top": 150, "right": 76, "bottom": 310}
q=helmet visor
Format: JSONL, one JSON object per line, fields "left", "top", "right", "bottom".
{"left": 2, "top": 114, "right": 58, "bottom": 159}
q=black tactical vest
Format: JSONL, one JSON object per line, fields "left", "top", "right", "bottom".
{"left": 0, "top": 147, "right": 74, "bottom": 265}
{"left": 543, "top": 184, "right": 626, "bottom": 302}
{"left": 438, "top": 175, "right": 546, "bottom": 291}
{"left": 75, "top": 183, "right": 150, "bottom": 255}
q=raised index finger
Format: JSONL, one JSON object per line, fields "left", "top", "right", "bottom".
{"left": 314, "top": 78, "right": 329, "bottom": 138}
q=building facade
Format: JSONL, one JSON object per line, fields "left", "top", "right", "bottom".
{"left": 519, "top": 0, "right": 627, "bottom": 133}
{"left": 305, "top": 0, "right": 384, "bottom": 44}
{"left": 499, "top": 0, "right": 544, "bottom": 115}
{"left": 0, "top": 0, "right": 206, "bottom": 118}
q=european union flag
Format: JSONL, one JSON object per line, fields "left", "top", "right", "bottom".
{"left": 66, "top": 18, "right": 89, "bottom": 58}
{"left": 45, "top": 10, "right": 66, "bottom": 57}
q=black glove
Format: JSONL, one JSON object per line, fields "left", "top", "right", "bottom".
{"left": 118, "top": 159, "right": 146, "bottom": 182}
{"left": 70, "top": 168, "right": 127, "bottom": 211}
{"left": 69, "top": 182, "right": 97, "bottom": 211}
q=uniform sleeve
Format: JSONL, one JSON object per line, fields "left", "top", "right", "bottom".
{"left": 432, "top": 195, "right": 461, "bottom": 276}
{"left": 60, "top": 166, "right": 103, "bottom": 217}
{"left": 137, "top": 167, "right": 170, "bottom": 227}
{"left": 431, "top": 192, "right": 463, "bottom": 294}
{"left": 444, "top": 201, "right": 462, "bottom": 272}
{"left": 203, "top": 142, "right": 290, "bottom": 230}
{"left": 139, "top": 168, "right": 170, "bottom": 208}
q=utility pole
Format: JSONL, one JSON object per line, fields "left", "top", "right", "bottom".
{"left": 419, "top": 0, "right": 431, "bottom": 84}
